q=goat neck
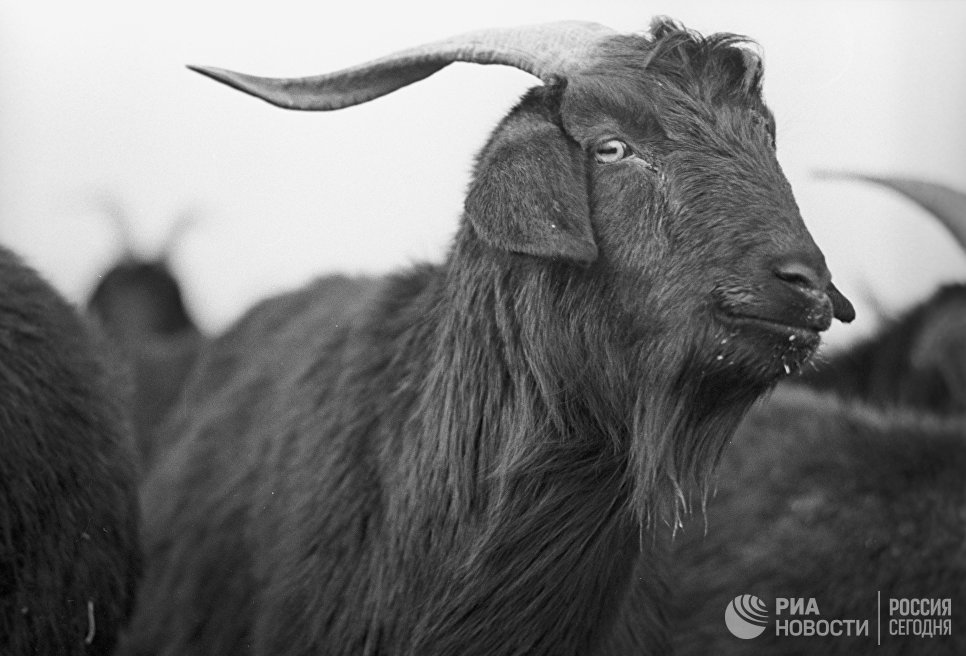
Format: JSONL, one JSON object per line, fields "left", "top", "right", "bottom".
{"left": 373, "top": 236, "right": 765, "bottom": 654}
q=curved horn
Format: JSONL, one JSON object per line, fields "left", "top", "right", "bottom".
{"left": 188, "top": 21, "right": 616, "bottom": 111}
{"left": 816, "top": 171, "right": 966, "bottom": 251}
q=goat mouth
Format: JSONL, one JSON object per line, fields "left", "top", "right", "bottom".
{"left": 718, "top": 311, "right": 822, "bottom": 346}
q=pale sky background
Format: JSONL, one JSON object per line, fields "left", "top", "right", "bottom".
{"left": 1, "top": 1, "right": 965, "bottom": 350}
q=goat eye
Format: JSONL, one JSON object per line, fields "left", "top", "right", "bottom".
{"left": 594, "top": 139, "right": 630, "bottom": 164}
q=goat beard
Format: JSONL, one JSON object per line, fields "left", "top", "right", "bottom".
{"left": 488, "top": 314, "right": 773, "bottom": 534}
{"left": 621, "top": 329, "right": 775, "bottom": 530}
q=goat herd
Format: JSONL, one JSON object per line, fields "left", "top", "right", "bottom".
{"left": 1, "top": 17, "right": 963, "bottom": 656}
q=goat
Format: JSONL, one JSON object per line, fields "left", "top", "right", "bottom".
{"left": 801, "top": 173, "right": 966, "bottom": 413}
{"left": 86, "top": 202, "right": 204, "bottom": 467}
{"left": 667, "top": 385, "right": 966, "bottom": 655}
{"left": 119, "top": 18, "right": 855, "bottom": 655}
{"left": 86, "top": 200, "right": 199, "bottom": 342}
{"left": 0, "top": 244, "right": 141, "bottom": 654}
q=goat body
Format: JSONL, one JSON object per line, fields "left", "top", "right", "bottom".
{"left": 0, "top": 245, "right": 141, "bottom": 655}
{"left": 122, "top": 19, "right": 852, "bottom": 655}
{"left": 668, "top": 385, "right": 966, "bottom": 654}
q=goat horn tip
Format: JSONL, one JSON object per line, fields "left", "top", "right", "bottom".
{"left": 187, "top": 64, "right": 234, "bottom": 83}
{"left": 187, "top": 64, "right": 303, "bottom": 109}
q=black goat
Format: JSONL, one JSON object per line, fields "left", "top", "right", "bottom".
{"left": 86, "top": 207, "right": 204, "bottom": 467}
{"left": 86, "top": 202, "right": 198, "bottom": 342}
{"left": 668, "top": 386, "right": 966, "bottom": 655}
{"left": 120, "top": 18, "right": 854, "bottom": 655}
{"left": 0, "top": 244, "right": 141, "bottom": 654}
{"left": 802, "top": 174, "right": 966, "bottom": 413}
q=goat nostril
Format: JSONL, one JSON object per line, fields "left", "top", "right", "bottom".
{"left": 773, "top": 259, "right": 826, "bottom": 292}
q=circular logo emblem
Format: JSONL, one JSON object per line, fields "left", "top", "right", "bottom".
{"left": 725, "top": 594, "right": 769, "bottom": 639}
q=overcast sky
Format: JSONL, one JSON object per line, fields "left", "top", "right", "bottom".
{"left": 1, "top": 0, "right": 965, "bottom": 349}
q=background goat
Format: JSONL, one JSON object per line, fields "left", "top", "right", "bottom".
{"left": 120, "top": 18, "right": 853, "bottom": 655}
{"left": 0, "top": 244, "right": 141, "bottom": 655}
{"left": 85, "top": 204, "right": 204, "bottom": 467}
{"left": 668, "top": 385, "right": 965, "bottom": 655}
{"left": 86, "top": 199, "right": 198, "bottom": 342}
{"left": 801, "top": 173, "right": 966, "bottom": 413}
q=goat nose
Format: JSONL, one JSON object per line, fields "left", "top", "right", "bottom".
{"left": 828, "top": 282, "right": 856, "bottom": 323}
{"left": 772, "top": 254, "right": 830, "bottom": 293}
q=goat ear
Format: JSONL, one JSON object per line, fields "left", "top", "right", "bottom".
{"left": 464, "top": 113, "right": 597, "bottom": 263}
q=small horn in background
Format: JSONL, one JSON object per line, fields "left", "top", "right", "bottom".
{"left": 815, "top": 170, "right": 966, "bottom": 251}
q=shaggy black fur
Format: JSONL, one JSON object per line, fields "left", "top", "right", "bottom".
{"left": 120, "top": 18, "right": 850, "bottom": 655}
{"left": 0, "top": 245, "right": 142, "bottom": 654}
{"left": 668, "top": 385, "right": 966, "bottom": 655}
